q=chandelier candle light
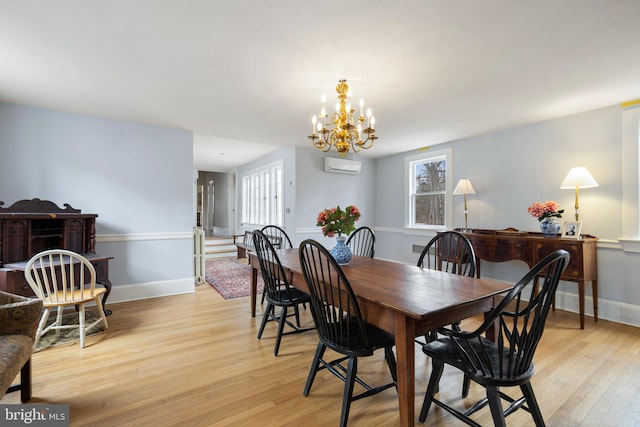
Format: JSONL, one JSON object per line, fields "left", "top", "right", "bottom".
{"left": 308, "top": 79, "right": 378, "bottom": 154}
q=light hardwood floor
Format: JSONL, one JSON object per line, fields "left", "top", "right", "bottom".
{"left": 3, "top": 283, "right": 639, "bottom": 426}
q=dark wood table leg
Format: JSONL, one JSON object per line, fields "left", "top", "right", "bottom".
{"left": 250, "top": 265, "right": 258, "bottom": 317}
{"left": 592, "top": 279, "right": 598, "bottom": 322}
{"left": 393, "top": 312, "right": 415, "bottom": 427}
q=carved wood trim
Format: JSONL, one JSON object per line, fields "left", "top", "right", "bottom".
{"left": 0, "top": 198, "right": 81, "bottom": 214}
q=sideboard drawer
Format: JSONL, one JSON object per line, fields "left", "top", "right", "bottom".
{"left": 467, "top": 236, "right": 532, "bottom": 264}
{"left": 535, "top": 242, "right": 582, "bottom": 279}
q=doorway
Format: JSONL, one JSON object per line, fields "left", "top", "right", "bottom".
{"left": 196, "top": 170, "right": 235, "bottom": 237}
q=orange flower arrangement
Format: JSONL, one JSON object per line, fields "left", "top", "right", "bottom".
{"left": 316, "top": 205, "right": 361, "bottom": 237}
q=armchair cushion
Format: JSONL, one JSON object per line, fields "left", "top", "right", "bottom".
{"left": 0, "top": 290, "right": 43, "bottom": 400}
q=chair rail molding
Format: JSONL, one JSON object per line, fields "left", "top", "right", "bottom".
{"left": 618, "top": 238, "right": 640, "bottom": 253}
{"left": 96, "top": 232, "right": 193, "bottom": 243}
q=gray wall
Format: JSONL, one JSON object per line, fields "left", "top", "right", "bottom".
{"left": 294, "top": 147, "right": 376, "bottom": 248}
{"left": 0, "top": 103, "right": 194, "bottom": 302}
{"left": 374, "top": 105, "right": 639, "bottom": 326}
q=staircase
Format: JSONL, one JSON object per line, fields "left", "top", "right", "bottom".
{"left": 204, "top": 236, "right": 237, "bottom": 259}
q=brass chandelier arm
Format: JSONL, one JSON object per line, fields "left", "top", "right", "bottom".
{"left": 308, "top": 134, "right": 332, "bottom": 152}
{"left": 309, "top": 127, "right": 377, "bottom": 154}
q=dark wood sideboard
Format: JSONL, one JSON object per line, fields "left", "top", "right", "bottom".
{"left": 0, "top": 198, "right": 112, "bottom": 314}
{"left": 455, "top": 228, "right": 598, "bottom": 329}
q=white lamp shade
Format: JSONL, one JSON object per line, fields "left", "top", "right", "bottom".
{"left": 560, "top": 167, "right": 599, "bottom": 189}
{"left": 453, "top": 179, "right": 476, "bottom": 195}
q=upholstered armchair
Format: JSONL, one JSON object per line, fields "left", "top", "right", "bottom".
{"left": 0, "top": 290, "right": 43, "bottom": 402}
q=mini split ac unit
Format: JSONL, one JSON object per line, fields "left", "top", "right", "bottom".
{"left": 324, "top": 157, "right": 362, "bottom": 175}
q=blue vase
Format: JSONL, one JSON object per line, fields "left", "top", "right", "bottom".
{"left": 331, "top": 235, "right": 352, "bottom": 265}
{"left": 540, "top": 218, "right": 561, "bottom": 237}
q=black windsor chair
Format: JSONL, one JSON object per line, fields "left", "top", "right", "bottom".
{"left": 418, "top": 249, "right": 570, "bottom": 427}
{"left": 417, "top": 230, "right": 478, "bottom": 396}
{"left": 259, "top": 225, "right": 294, "bottom": 305}
{"left": 253, "top": 230, "right": 313, "bottom": 356}
{"left": 298, "top": 239, "right": 397, "bottom": 427}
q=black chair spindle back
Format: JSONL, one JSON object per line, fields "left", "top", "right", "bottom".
{"left": 417, "top": 230, "right": 476, "bottom": 277}
{"left": 260, "top": 225, "right": 293, "bottom": 250}
{"left": 345, "top": 226, "right": 375, "bottom": 258}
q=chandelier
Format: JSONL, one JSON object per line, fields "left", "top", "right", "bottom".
{"left": 308, "top": 79, "right": 378, "bottom": 154}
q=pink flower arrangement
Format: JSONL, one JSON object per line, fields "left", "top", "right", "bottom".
{"left": 527, "top": 200, "right": 564, "bottom": 222}
{"left": 316, "top": 205, "right": 361, "bottom": 237}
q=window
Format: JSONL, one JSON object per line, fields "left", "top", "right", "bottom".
{"left": 405, "top": 148, "right": 452, "bottom": 229}
{"left": 241, "top": 160, "right": 284, "bottom": 227}
{"left": 620, "top": 101, "right": 640, "bottom": 251}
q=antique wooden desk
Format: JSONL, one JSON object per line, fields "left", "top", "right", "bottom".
{"left": 0, "top": 198, "right": 112, "bottom": 314}
{"left": 0, "top": 198, "right": 98, "bottom": 265}
{"left": 248, "top": 250, "right": 513, "bottom": 427}
{"left": 457, "top": 228, "right": 598, "bottom": 329}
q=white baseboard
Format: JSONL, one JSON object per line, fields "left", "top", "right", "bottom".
{"left": 554, "top": 289, "right": 640, "bottom": 328}
{"left": 106, "top": 278, "right": 195, "bottom": 305}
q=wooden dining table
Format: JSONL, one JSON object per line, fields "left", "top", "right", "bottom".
{"left": 248, "top": 250, "right": 513, "bottom": 427}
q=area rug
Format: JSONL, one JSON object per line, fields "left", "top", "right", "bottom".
{"left": 34, "top": 309, "right": 107, "bottom": 352}
{"left": 205, "top": 258, "right": 263, "bottom": 299}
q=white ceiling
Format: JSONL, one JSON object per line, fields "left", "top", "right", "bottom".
{"left": 2, "top": 1, "right": 640, "bottom": 172}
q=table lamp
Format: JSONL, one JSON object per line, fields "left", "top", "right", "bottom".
{"left": 453, "top": 179, "right": 476, "bottom": 232}
{"left": 560, "top": 167, "right": 599, "bottom": 221}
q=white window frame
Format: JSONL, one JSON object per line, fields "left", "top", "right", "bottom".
{"left": 620, "top": 101, "right": 640, "bottom": 251}
{"left": 240, "top": 160, "right": 284, "bottom": 227}
{"left": 404, "top": 148, "right": 453, "bottom": 230}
